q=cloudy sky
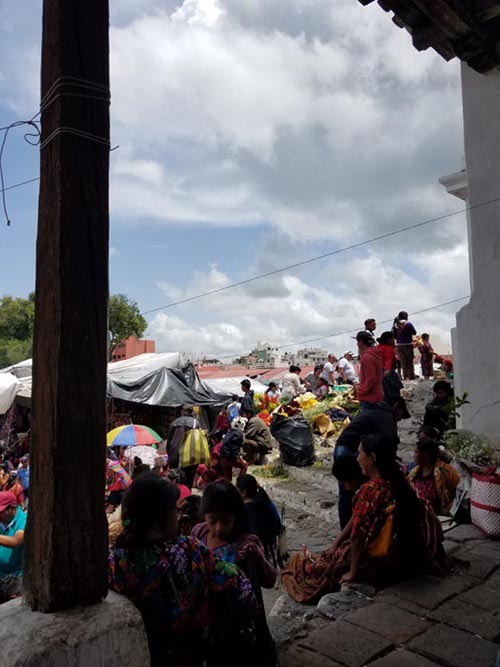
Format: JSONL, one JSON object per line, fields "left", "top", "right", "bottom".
{"left": 0, "top": 0, "right": 470, "bottom": 359}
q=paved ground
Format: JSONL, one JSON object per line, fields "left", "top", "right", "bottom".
{"left": 274, "top": 524, "right": 500, "bottom": 667}
{"left": 256, "top": 381, "right": 500, "bottom": 667}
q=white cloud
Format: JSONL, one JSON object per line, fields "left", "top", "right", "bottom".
{"left": 172, "top": 0, "right": 225, "bottom": 26}
{"left": 0, "top": 0, "right": 469, "bottom": 360}
{"left": 148, "top": 245, "right": 469, "bottom": 357}
{"left": 107, "top": 0, "right": 463, "bottom": 245}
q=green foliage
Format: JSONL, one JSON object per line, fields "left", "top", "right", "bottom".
{"left": 0, "top": 338, "right": 33, "bottom": 368}
{"left": 108, "top": 294, "right": 147, "bottom": 357}
{"left": 449, "top": 392, "right": 470, "bottom": 420}
{"left": 0, "top": 292, "right": 147, "bottom": 367}
{"left": 301, "top": 391, "right": 360, "bottom": 423}
{"left": 253, "top": 462, "right": 289, "bottom": 479}
{"left": 0, "top": 294, "right": 35, "bottom": 342}
{"left": 445, "top": 430, "right": 495, "bottom": 466}
{"left": 0, "top": 294, "right": 35, "bottom": 367}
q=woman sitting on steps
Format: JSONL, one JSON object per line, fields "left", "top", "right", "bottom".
{"left": 283, "top": 434, "right": 438, "bottom": 604}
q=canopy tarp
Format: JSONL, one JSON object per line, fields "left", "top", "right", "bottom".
{"left": 107, "top": 362, "right": 228, "bottom": 407}
{"left": 202, "top": 376, "right": 269, "bottom": 396}
{"left": 0, "top": 353, "right": 230, "bottom": 412}
{"left": 0, "top": 373, "right": 21, "bottom": 415}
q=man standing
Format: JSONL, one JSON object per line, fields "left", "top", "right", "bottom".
{"left": 364, "top": 318, "right": 377, "bottom": 345}
{"left": 240, "top": 379, "right": 255, "bottom": 414}
{"left": 321, "top": 354, "right": 338, "bottom": 386}
{"left": 0, "top": 491, "right": 26, "bottom": 603}
{"left": 393, "top": 310, "right": 417, "bottom": 380}
{"left": 355, "top": 331, "right": 383, "bottom": 407}
{"left": 338, "top": 351, "right": 356, "bottom": 385}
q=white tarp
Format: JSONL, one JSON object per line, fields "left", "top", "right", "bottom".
{"left": 0, "top": 373, "right": 21, "bottom": 414}
{"left": 107, "top": 353, "right": 184, "bottom": 383}
{"left": 202, "top": 376, "right": 269, "bottom": 397}
{"left": 0, "top": 353, "right": 186, "bottom": 411}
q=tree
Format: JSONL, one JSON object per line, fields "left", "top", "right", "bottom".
{"left": 108, "top": 294, "right": 147, "bottom": 358}
{"left": 0, "top": 294, "right": 35, "bottom": 367}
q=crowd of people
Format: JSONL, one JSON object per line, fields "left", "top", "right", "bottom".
{"left": 0, "top": 307, "right": 463, "bottom": 666}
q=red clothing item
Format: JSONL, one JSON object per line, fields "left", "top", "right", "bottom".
{"left": 377, "top": 344, "right": 397, "bottom": 372}
{"left": 358, "top": 347, "right": 384, "bottom": 403}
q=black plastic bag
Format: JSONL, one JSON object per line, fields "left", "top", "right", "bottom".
{"left": 270, "top": 416, "right": 315, "bottom": 467}
{"left": 325, "top": 407, "right": 350, "bottom": 422}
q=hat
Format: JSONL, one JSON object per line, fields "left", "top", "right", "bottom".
{"left": 21, "top": 455, "right": 29, "bottom": 462}
{"left": 355, "top": 331, "right": 375, "bottom": 346}
{"left": 0, "top": 491, "right": 17, "bottom": 512}
{"left": 344, "top": 351, "right": 353, "bottom": 356}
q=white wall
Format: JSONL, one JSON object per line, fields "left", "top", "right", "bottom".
{"left": 454, "top": 64, "right": 500, "bottom": 438}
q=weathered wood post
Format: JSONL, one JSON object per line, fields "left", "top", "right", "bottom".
{"left": 23, "top": 0, "right": 110, "bottom": 611}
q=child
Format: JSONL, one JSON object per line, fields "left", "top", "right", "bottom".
{"left": 423, "top": 380, "right": 455, "bottom": 435}
{"left": 210, "top": 417, "right": 249, "bottom": 482}
{"left": 314, "top": 377, "right": 329, "bottom": 400}
{"left": 418, "top": 333, "right": 435, "bottom": 379}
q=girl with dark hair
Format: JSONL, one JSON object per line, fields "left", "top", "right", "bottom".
{"left": 283, "top": 434, "right": 433, "bottom": 604}
{"left": 407, "top": 439, "right": 460, "bottom": 515}
{"left": 236, "top": 474, "right": 282, "bottom": 566}
{"left": 193, "top": 480, "right": 277, "bottom": 666}
{"left": 109, "top": 474, "right": 256, "bottom": 667}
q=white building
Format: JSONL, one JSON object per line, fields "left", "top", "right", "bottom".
{"left": 439, "top": 64, "right": 500, "bottom": 437}
{"left": 282, "top": 347, "right": 328, "bottom": 367}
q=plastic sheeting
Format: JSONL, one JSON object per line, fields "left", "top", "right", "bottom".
{"left": 202, "top": 377, "right": 269, "bottom": 397}
{"left": 270, "top": 416, "right": 315, "bottom": 467}
{"left": 0, "top": 373, "right": 21, "bottom": 414}
{"left": 107, "top": 363, "right": 229, "bottom": 407}
{"left": 107, "top": 353, "right": 183, "bottom": 382}
{"left": 0, "top": 353, "right": 229, "bottom": 411}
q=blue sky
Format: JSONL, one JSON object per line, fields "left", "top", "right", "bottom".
{"left": 0, "top": 0, "right": 469, "bottom": 357}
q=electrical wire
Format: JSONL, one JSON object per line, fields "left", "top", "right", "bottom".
{"left": 140, "top": 195, "right": 500, "bottom": 316}
{"left": 209, "top": 295, "right": 470, "bottom": 361}
{"left": 1, "top": 77, "right": 112, "bottom": 225}
{"left": 0, "top": 177, "right": 40, "bottom": 193}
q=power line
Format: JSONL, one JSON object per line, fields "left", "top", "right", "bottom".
{"left": 141, "top": 197, "right": 499, "bottom": 316}
{"left": 0, "top": 177, "right": 40, "bottom": 193}
{"left": 213, "top": 295, "right": 470, "bottom": 361}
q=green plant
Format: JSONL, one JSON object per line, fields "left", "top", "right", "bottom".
{"left": 449, "top": 392, "right": 470, "bottom": 420}
{"left": 445, "top": 430, "right": 494, "bottom": 466}
{"left": 253, "top": 462, "right": 289, "bottom": 479}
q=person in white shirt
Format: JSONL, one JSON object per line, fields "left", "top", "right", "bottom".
{"left": 321, "top": 354, "right": 338, "bottom": 386}
{"left": 281, "top": 365, "right": 306, "bottom": 400}
{"left": 338, "top": 351, "right": 356, "bottom": 385}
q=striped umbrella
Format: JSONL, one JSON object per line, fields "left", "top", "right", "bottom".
{"left": 106, "top": 424, "right": 162, "bottom": 447}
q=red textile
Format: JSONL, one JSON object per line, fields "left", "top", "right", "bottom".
{"left": 377, "top": 344, "right": 397, "bottom": 373}
{"left": 358, "top": 348, "right": 384, "bottom": 403}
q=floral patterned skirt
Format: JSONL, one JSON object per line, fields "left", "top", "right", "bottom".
{"left": 282, "top": 542, "right": 352, "bottom": 604}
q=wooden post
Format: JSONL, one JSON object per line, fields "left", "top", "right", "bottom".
{"left": 23, "top": 0, "right": 110, "bottom": 611}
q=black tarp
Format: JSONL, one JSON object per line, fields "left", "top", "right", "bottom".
{"left": 107, "top": 364, "right": 228, "bottom": 408}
